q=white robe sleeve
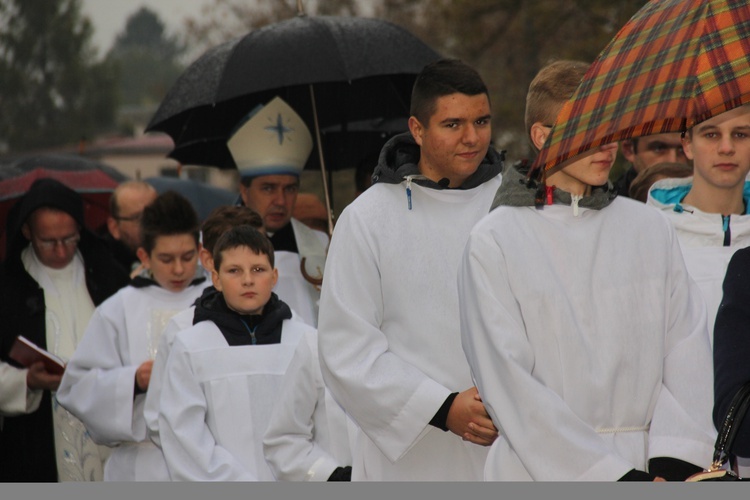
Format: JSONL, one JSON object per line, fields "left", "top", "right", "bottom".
{"left": 56, "top": 302, "right": 144, "bottom": 445}
{"left": 458, "top": 230, "right": 635, "bottom": 481}
{"left": 158, "top": 334, "right": 257, "bottom": 481}
{"left": 647, "top": 229, "right": 716, "bottom": 467}
{"left": 0, "top": 363, "right": 41, "bottom": 416}
{"left": 318, "top": 208, "right": 452, "bottom": 463}
{"left": 263, "top": 331, "right": 344, "bottom": 481}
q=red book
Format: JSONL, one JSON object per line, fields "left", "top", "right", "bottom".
{"left": 8, "top": 335, "right": 66, "bottom": 376}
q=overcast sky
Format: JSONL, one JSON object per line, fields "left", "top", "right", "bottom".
{"left": 80, "top": 0, "right": 210, "bottom": 55}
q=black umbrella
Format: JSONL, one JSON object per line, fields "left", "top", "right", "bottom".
{"left": 146, "top": 12, "right": 441, "bottom": 234}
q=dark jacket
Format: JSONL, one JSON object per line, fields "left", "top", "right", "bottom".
{"left": 0, "top": 181, "right": 129, "bottom": 482}
{"left": 612, "top": 164, "right": 638, "bottom": 198}
{"left": 101, "top": 231, "right": 139, "bottom": 276}
{"left": 491, "top": 158, "right": 617, "bottom": 211}
{"left": 713, "top": 246, "right": 750, "bottom": 457}
{"left": 192, "top": 288, "right": 292, "bottom": 346}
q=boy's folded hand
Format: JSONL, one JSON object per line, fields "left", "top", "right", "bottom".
{"left": 446, "top": 386, "right": 499, "bottom": 446}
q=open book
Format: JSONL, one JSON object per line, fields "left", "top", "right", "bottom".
{"left": 8, "top": 335, "right": 66, "bottom": 375}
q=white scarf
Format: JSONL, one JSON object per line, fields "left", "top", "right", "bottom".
{"left": 22, "top": 246, "right": 94, "bottom": 361}
{"left": 22, "top": 245, "right": 109, "bottom": 481}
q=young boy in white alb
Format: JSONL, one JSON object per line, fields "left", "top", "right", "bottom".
{"left": 141, "top": 205, "right": 265, "bottom": 478}
{"left": 157, "top": 226, "right": 315, "bottom": 480}
{"left": 56, "top": 191, "right": 207, "bottom": 481}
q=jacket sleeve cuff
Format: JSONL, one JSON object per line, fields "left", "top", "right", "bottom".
{"left": 429, "top": 392, "right": 458, "bottom": 432}
{"left": 327, "top": 466, "right": 352, "bottom": 481}
{"left": 618, "top": 469, "right": 655, "bottom": 481}
{"left": 648, "top": 457, "right": 703, "bottom": 481}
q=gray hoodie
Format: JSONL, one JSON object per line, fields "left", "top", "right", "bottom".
{"left": 491, "top": 159, "right": 617, "bottom": 212}
{"left": 372, "top": 132, "right": 504, "bottom": 190}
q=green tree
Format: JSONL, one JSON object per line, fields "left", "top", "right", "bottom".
{"left": 106, "top": 7, "right": 186, "bottom": 110}
{"left": 0, "top": 0, "right": 117, "bottom": 152}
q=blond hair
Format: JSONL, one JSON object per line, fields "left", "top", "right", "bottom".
{"left": 525, "top": 59, "right": 589, "bottom": 147}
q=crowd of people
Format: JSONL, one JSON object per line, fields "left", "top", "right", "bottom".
{"left": 1, "top": 54, "right": 749, "bottom": 483}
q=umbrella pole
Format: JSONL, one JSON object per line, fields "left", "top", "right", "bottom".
{"left": 308, "top": 84, "right": 335, "bottom": 237}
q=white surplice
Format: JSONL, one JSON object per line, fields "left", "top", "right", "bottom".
{"left": 272, "top": 218, "right": 329, "bottom": 328}
{"left": 23, "top": 247, "right": 108, "bottom": 481}
{"left": 459, "top": 198, "right": 717, "bottom": 481}
{"left": 647, "top": 176, "right": 750, "bottom": 347}
{"left": 158, "top": 319, "right": 311, "bottom": 481}
{"left": 56, "top": 281, "right": 205, "bottom": 481}
{"left": 263, "top": 329, "right": 354, "bottom": 481}
{"left": 317, "top": 177, "right": 501, "bottom": 481}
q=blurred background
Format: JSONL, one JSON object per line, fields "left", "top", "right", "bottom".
{"left": 0, "top": 0, "right": 648, "bottom": 219}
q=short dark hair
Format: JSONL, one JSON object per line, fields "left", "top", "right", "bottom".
{"left": 201, "top": 205, "right": 263, "bottom": 256}
{"left": 140, "top": 191, "right": 200, "bottom": 253}
{"left": 213, "top": 225, "right": 275, "bottom": 271}
{"left": 410, "top": 59, "right": 489, "bottom": 125}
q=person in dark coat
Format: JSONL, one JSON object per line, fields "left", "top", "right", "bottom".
{"left": 0, "top": 178, "right": 129, "bottom": 482}
{"left": 713, "top": 246, "right": 750, "bottom": 467}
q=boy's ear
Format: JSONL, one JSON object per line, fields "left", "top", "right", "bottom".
{"left": 681, "top": 134, "right": 695, "bottom": 161}
{"left": 530, "top": 122, "right": 550, "bottom": 151}
{"left": 211, "top": 269, "right": 222, "bottom": 291}
{"left": 199, "top": 247, "right": 213, "bottom": 272}
{"left": 136, "top": 247, "right": 150, "bottom": 268}
{"left": 408, "top": 116, "right": 425, "bottom": 147}
{"left": 271, "top": 267, "right": 278, "bottom": 288}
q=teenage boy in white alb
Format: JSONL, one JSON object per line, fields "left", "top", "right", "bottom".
{"left": 56, "top": 191, "right": 207, "bottom": 481}
{"left": 317, "top": 59, "right": 502, "bottom": 481}
{"left": 647, "top": 104, "right": 750, "bottom": 346}
{"left": 458, "top": 59, "right": 716, "bottom": 481}
{"left": 158, "top": 226, "right": 313, "bottom": 480}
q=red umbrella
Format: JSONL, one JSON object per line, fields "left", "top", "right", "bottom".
{"left": 533, "top": 0, "right": 750, "bottom": 175}
{"left": 0, "top": 153, "right": 129, "bottom": 260}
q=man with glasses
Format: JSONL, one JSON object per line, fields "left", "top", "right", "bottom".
{"left": 0, "top": 178, "right": 128, "bottom": 482}
{"left": 105, "top": 180, "right": 158, "bottom": 278}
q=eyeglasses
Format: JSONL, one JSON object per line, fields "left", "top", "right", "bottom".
{"left": 115, "top": 212, "right": 143, "bottom": 223}
{"left": 35, "top": 234, "right": 80, "bottom": 250}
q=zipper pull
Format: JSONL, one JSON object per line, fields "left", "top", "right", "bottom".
{"left": 723, "top": 214, "right": 731, "bottom": 247}
{"left": 406, "top": 176, "right": 414, "bottom": 210}
{"left": 571, "top": 194, "right": 583, "bottom": 217}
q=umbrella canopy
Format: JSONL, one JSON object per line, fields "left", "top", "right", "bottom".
{"left": 146, "top": 14, "right": 440, "bottom": 171}
{"left": 147, "top": 14, "right": 440, "bottom": 235}
{"left": 144, "top": 176, "right": 237, "bottom": 222}
{"left": 532, "top": 0, "right": 750, "bottom": 175}
{"left": 0, "top": 153, "right": 130, "bottom": 260}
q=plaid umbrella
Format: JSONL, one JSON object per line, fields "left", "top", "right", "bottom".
{"left": 533, "top": 0, "right": 750, "bottom": 175}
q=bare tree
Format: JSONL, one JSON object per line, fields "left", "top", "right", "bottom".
{"left": 181, "top": 0, "right": 646, "bottom": 161}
